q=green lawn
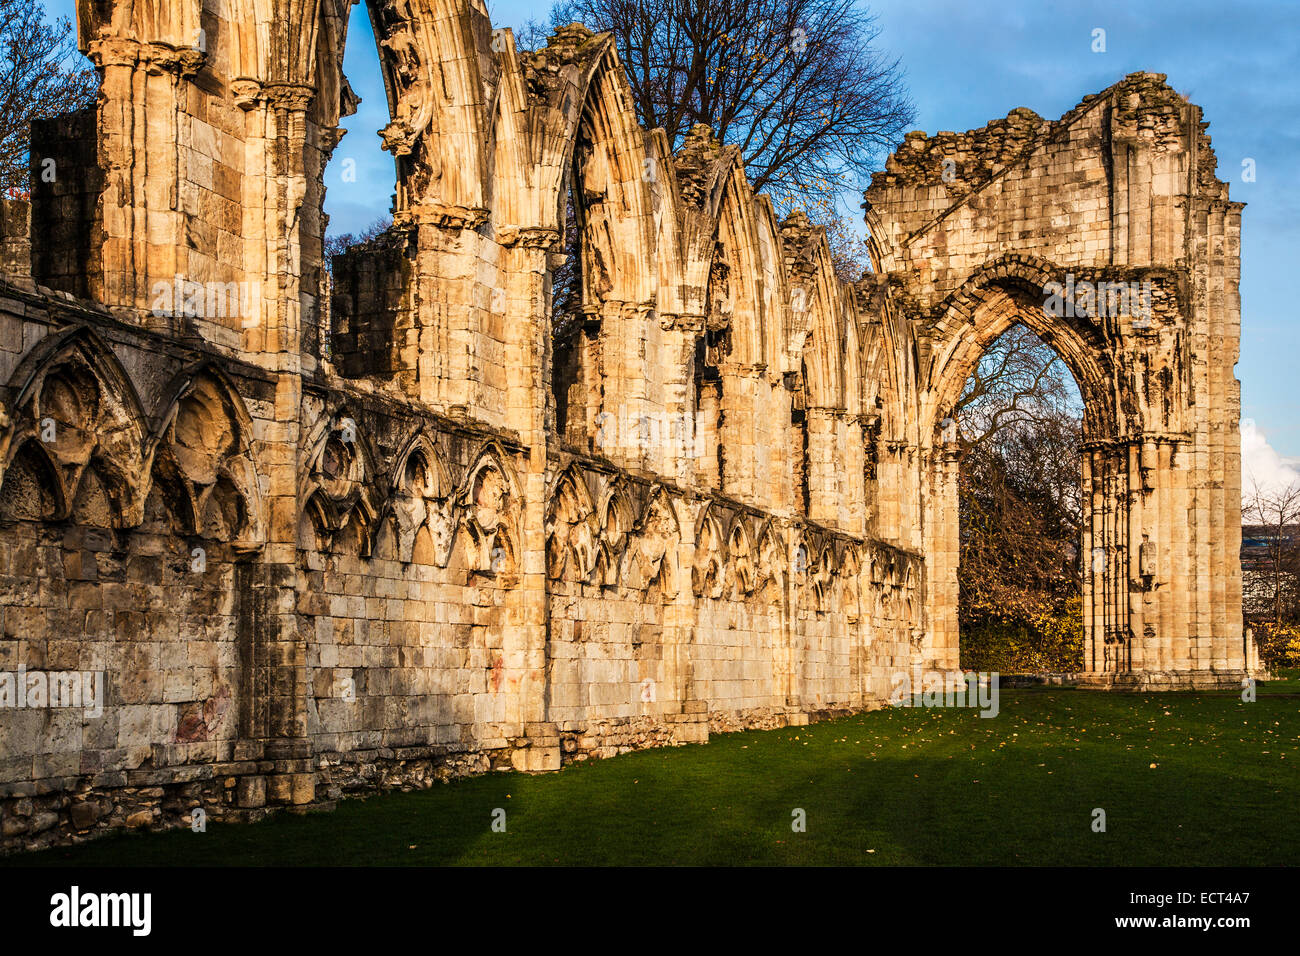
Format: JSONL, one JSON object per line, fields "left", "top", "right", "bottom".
{"left": 11, "top": 673, "right": 1299, "bottom": 866}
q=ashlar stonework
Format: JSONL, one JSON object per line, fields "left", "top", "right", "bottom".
{"left": 0, "top": 0, "right": 1249, "bottom": 852}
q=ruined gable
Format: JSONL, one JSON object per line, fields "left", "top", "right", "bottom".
{"left": 0, "top": 4, "right": 1247, "bottom": 853}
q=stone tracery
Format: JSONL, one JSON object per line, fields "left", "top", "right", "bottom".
{"left": 0, "top": 0, "right": 1249, "bottom": 851}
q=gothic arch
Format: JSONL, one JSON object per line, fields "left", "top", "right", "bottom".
{"left": 921, "top": 254, "right": 1195, "bottom": 678}
{"left": 812, "top": 542, "right": 836, "bottom": 613}
{"left": 391, "top": 430, "right": 451, "bottom": 499}
{"left": 454, "top": 441, "right": 521, "bottom": 575}
{"left": 0, "top": 326, "right": 148, "bottom": 528}
{"left": 840, "top": 545, "right": 863, "bottom": 622}
{"left": 364, "top": 0, "right": 495, "bottom": 218}
{"left": 782, "top": 213, "right": 847, "bottom": 409}
{"left": 691, "top": 506, "right": 726, "bottom": 600}
{"left": 545, "top": 464, "right": 599, "bottom": 582}
{"left": 151, "top": 362, "right": 267, "bottom": 553}
{"left": 924, "top": 255, "right": 1120, "bottom": 442}
{"left": 299, "top": 407, "right": 383, "bottom": 550}
{"left": 566, "top": 44, "right": 657, "bottom": 309}
{"left": 496, "top": 27, "right": 654, "bottom": 304}
{"left": 726, "top": 515, "right": 756, "bottom": 597}
{"left": 383, "top": 429, "right": 453, "bottom": 564}
{"left": 756, "top": 519, "right": 786, "bottom": 604}
{"left": 709, "top": 161, "right": 776, "bottom": 367}
{"left": 620, "top": 485, "right": 681, "bottom": 595}
{"left": 593, "top": 474, "right": 634, "bottom": 586}
{"left": 861, "top": 296, "right": 916, "bottom": 447}
{"left": 657, "top": 128, "right": 742, "bottom": 321}
{"left": 842, "top": 305, "right": 864, "bottom": 418}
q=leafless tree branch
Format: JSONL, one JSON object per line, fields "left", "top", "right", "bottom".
{"left": 0, "top": 1, "right": 97, "bottom": 196}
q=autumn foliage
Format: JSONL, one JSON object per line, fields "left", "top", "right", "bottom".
{"left": 955, "top": 326, "right": 1085, "bottom": 672}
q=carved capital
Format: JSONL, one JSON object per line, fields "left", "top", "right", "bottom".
{"left": 805, "top": 405, "right": 848, "bottom": 421}
{"left": 231, "top": 78, "right": 264, "bottom": 111}
{"left": 497, "top": 227, "right": 561, "bottom": 250}
{"left": 659, "top": 312, "right": 706, "bottom": 333}
{"left": 87, "top": 38, "right": 205, "bottom": 77}
{"left": 718, "top": 362, "right": 768, "bottom": 379}
{"left": 399, "top": 203, "right": 491, "bottom": 231}
{"left": 621, "top": 302, "right": 658, "bottom": 323}
{"left": 263, "top": 84, "right": 316, "bottom": 112}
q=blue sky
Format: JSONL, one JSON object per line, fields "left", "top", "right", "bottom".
{"left": 42, "top": 0, "right": 1299, "bottom": 479}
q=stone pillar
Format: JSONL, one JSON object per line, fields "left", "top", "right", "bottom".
{"left": 0, "top": 200, "right": 29, "bottom": 281}
{"left": 500, "top": 229, "right": 559, "bottom": 763}
{"left": 719, "top": 363, "right": 765, "bottom": 505}
{"left": 1082, "top": 449, "right": 1097, "bottom": 672}
{"left": 221, "top": 80, "right": 317, "bottom": 805}
{"left": 805, "top": 406, "right": 841, "bottom": 525}
{"left": 41, "top": 39, "right": 204, "bottom": 316}
{"left": 695, "top": 381, "right": 722, "bottom": 487}
{"left": 923, "top": 441, "right": 961, "bottom": 671}
{"left": 657, "top": 316, "right": 704, "bottom": 486}
{"left": 405, "top": 207, "right": 497, "bottom": 419}
{"left": 584, "top": 299, "right": 673, "bottom": 474}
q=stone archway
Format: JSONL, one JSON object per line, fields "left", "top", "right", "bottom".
{"left": 920, "top": 260, "right": 1144, "bottom": 681}
{"left": 865, "top": 71, "right": 1246, "bottom": 687}
{"left": 919, "top": 255, "right": 1233, "bottom": 685}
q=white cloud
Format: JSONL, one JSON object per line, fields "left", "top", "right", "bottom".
{"left": 1241, "top": 418, "right": 1299, "bottom": 501}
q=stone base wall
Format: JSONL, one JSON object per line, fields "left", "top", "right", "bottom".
{"left": 0, "top": 749, "right": 312, "bottom": 853}
{"left": 0, "top": 1, "right": 1248, "bottom": 857}
{"left": 1000, "top": 670, "right": 1256, "bottom": 691}
{"left": 0, "top": 697, "right": 872, "bottom": 854}
{"left": 0, "top": 281, "right": 930, "bottom": 855}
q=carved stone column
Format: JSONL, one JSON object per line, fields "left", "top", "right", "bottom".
{"left": 77, "top": 38, "right": 204, "bottom": 317}
{"left": 922, "top": 439, "right": 961, "bottom": 672}
{"left": 719, "top": 362, "right": 766, "bottom": 505}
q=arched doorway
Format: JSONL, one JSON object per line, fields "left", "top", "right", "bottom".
{"left": 950, "top": 322, "right": 1086, "bottom": 672}
{"left": 920, "top": 257, "right": 1186, "bottom": 682}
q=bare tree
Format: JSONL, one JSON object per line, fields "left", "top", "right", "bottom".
{"left": 959, "top": 410, "right": 1083, "bottom": 612}
{"left": 544, "top": 0, "right": 915, "bottom": 211}
{"left": 804, "top": 195, "right": 870, "bottom": 282}
{"left": 0, "top": 2, "right": 98, "bottom": 196}
{"left": 319, "top": 217, "right": 390, "bottom": 277}
{"left": 955, "top": 324, "right": 1086, "bottom": 671}
{"left": 951, "top": 324, "right": 1080, "bottom": 454}
{"left": 323, "top": 216, "right": 393, "bottom": 265}
{"left": 1243, "top": 478, "right": 1300, "bottom": 626}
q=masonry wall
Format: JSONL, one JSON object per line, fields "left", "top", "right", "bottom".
{"left": 0, "top": 285, "right": 291, "bottom": 838}
{"left": 0, "top": 0, "right": 1248, "bottom": 854}
{"left": 0, "top": 277, "right": 927, "bottom": 851}
{"left": 864, "top": 72, "right": 1245, "bottom": 683}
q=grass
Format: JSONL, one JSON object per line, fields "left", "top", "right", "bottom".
{"left": 9, "top": 672, "right": 1299, "bottom": 867}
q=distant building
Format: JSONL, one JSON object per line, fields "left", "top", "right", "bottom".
{"left": 1241, "top": 524, "right": 1300, "bottom": 620}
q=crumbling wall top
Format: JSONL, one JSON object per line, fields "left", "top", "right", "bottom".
{"left": 868, "top": 71, "right": 1230, "bottom": 200}
{"left": 522, "top": 22, "right": 605, "bottom": 97}
{"left": 871, "top": 105, "right": 1053, "bottom": 195}
{"left": 674, "top": 124, "right": 733, "bottom": 208}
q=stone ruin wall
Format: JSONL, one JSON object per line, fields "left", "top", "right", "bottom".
{"left": 0, "top": 0, "right": 1247, "bottom": 852}
{"left": 864, "top": 73, "right": 1245, "bottom": 677}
